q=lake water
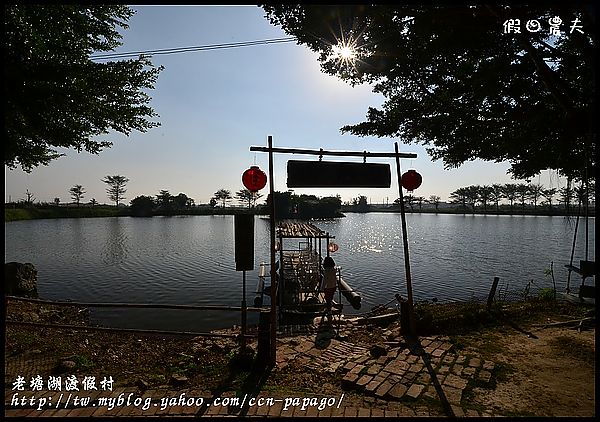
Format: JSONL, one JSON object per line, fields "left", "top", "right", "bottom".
{"left": 5, "top": 213, "right": 595, "bottom": 331}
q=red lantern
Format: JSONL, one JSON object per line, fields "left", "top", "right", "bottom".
{"left": 401, "top": 169, "right": 422, "bottom": 191}
{"left": 328, "top": 242, "right": 339, "bottom": 253}
{"left": 242, "top": 166, "right": 267, "bottom": 192}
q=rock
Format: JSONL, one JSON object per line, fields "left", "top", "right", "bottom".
{"left": 210, "top": 343, "right": 224, "bottom": 353}
{"left": 370, "top": 344, "right": 388, "bottom": 358}
{"left": 137, "top": 379, "right": 150, "bottom": 390}
{"left": 192, "top": 344, "right": 209, "bottom": 355}
{"left": 57, "top": 360, "right": 77, "bottom": 373}
{"left": 5, "top": 262, "right": 38, "bottom": 297}
{"left": 388, "top": 328, "right": 402, "bottom": 340}
{"left": 169, "top": 374, "right": 188, "bottom": 386}
{"left": 20, "top": 312, "right": 40, "bottom": 322}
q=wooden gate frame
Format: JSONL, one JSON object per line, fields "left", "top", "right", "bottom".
{"left": 251, "top": 136, "right": 419, "bottom": 366}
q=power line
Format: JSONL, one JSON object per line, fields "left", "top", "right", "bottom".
{"left": 90, "top": 37, "right": 297, "bottom": 61}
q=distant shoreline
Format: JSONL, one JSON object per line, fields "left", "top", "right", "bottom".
{"left": 5, "top": 205, "right": 595, "bottom": 222}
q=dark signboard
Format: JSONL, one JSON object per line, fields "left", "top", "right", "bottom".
{"left": 287, "top": 160, "right": 391, "bottom": 188}
{"left": 234, "top": 214, "right": 254, "bottom": 271}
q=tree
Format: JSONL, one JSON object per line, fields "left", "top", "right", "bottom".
{"left": 502, "top": 183, "right": 519, "bottom": 212}
{"left": 209, "top": 198, "right": 217, "bottom": 208}
{"left": 269, "top": 191, "right": 293, "bottom": 217}
{"left": 527, "top": 184, "right": 544, "bottom": 210}
{"left": 102, "top": 175, "right": 129, "bottom": 207}
{"left": 130, "top": 195, "right": 155, "bottom": 217}
{"left": 489, "top": 184, "right": 505, "bottom": 212}
{"left": 541, "top": 188, "right": 557, "bottom": 211}
{"left": 404, "top": 194, "right": 415, "bottom": 212}
{"left": 173, "top": 193, "right": 193, "bottom": 210}
{"left": 235, "top": 188, "right": 263, "bottom": 208}
{"left": 353, "top": 195, "right": 369, "bottom": 212}
{"left": 263, "top": 5, "right": 595, "bottom": 181}
{"left": 213, "top": 189, "right": 232, "bottom": 208}
{"left": 156, "top": 190, "right": 172, "bottom": 213}
{"left": 69, "top": 184, "right": 86, "bottom": 207}
{"left": 464, "top": 185, "right": 480, "bottom": 213}
{"left": 89, "top": 198, "right": 97, "bottom": 207}
{"left": 516, "top": 183, "right": 530, "bottom": 211}
{"left": 315, "top": 196, "right": 342, "bottom": 217}
{"left": 574, "top": 180, "right": 594, "bottom": 208}
{"left": 478, "top": 185, "right": 493, "bottom": 213}
{"left": 414, "top": 196, "right": 425, "bottom": 211}
{"left": 22, "top": 189, "right": 36, "bottom": 207}
{"left": 449, "top": 187, "right": 468, "bottom": 211}
{"left": 428, "top": 195, "right": 441, "bottom": 211}
{"left": 559, "top": 180, "right": 575, "bottom": 214}
{"left": 4, "top": 5, "right": 163, "bottom": 172}
{"left": 53, "top": 197, "right": 60, "bottom": 206}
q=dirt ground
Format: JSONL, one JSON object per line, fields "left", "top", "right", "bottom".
{"left": 4, "top": 299, "right": 596, "bottom": 417}
{"left": 455, "top": 322, "right": 595, "bottom": 417}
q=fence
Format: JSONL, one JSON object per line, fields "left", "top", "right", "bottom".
{"left": 4, "top": 296, "right": 266, "bottom": 340}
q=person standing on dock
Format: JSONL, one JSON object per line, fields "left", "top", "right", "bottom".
{"left": 321, "top": 256, "right": 337, "bottom": 322}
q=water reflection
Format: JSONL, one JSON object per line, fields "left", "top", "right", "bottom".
{"left": 102, "top": 217, "right": 128, "bottom": 265}
{"left": 4, "top": 214, "right": 595, "bottom": 331}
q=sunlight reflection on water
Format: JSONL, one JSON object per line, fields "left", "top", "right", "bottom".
{"left": 5, "top": 213, "right": 594, "bottom": 331}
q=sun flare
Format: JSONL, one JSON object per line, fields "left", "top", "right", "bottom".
{"left": 327, "top": 35, "right": 364, "bottom": 74}
{"left": 333, "top": 44, "right": 356, "bottom": 60}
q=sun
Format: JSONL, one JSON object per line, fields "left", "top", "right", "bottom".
{"left": 326, "top": 35, "right": 364, "bottom": 74}
{"left": 333, "top": 44, "right": 356, "bottom": 60}
{"left": 330, "top": 41, "right": 358, "bottom": 64}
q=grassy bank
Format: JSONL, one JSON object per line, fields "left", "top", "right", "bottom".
{"left": 5, "top": 206, "right": 121, "bottom": 222}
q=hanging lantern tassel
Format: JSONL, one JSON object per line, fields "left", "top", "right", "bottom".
{"left": 401, "top": 169, "right": 422, "bottom": 192}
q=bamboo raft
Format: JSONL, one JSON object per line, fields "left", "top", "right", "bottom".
{"left": 255, "top": 221, "right": 361, "bottom": 324}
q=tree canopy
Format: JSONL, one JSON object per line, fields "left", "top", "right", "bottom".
{"left": 69, "top": 184, "right": 86, "bottom": 206}
{"left": 4, "top": 5, "right": 163, "bottom": 172}
{"left": 262, "top": 5, "right": 595, "bottom": 181}
{"left": 102, "top": 175, "right": 129, "bottom": 207}
{"left": 213, "top": 189, "right": 232, "bottom": 208}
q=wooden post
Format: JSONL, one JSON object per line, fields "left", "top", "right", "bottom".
{"left": 566, "top": 201, "right": 581, "bottom": 294}
{"left": 486, "top": 277, "right": 500, "bottom": 312}
{"left": 268, "top": 135, "right": 277, "bottom": 367}
{"left": 241, "top": 270, "right": 247, "bottom": 350}
{"left": 256, "top": 310, "right": 271, "bottom": 368}
{"left": 394, "top": 142, "right": 417, "bottom": 337}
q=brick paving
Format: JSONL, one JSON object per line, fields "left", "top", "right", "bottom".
{"left": 5, "top": 321, "right": 497, "bottom": 418}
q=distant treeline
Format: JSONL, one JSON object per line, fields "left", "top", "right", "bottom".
{"left": 6, "top": 180, "right": 595, "bottom": 222}
{"left": 349, "top": 181, "right": 595, "bottom": 216}
{"left": 3, "top": 202, "right": 271, "bottom": 222}
{"left": 4, "top": 190, "right": 344, "bottom": 222}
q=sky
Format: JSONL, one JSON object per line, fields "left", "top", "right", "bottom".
{"left": 4, "top": 5, "right": 568, "bottom": 205}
